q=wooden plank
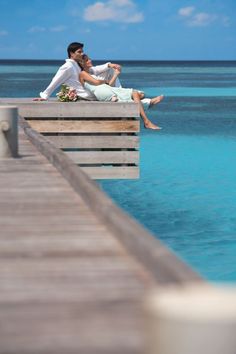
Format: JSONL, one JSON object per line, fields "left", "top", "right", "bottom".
{"left": 0, "top": 258, "right": 144, "bottom": 303}
{"left": 81, "top": 166, "right": 139, "bottom": 179}
{"left": 46, "top": 135, "right": 139, "bottom": 149}
{"left": 0, "top": 301, "right": 143, "bottom": 354}
{"left": 0, "top": 100, "right": 140, "bottom": 118}
{"left": 0, "top": 236, "right": 120, "bottom": 257}
{"left": 27, "top": 120, "right": 140, "bottom": 133}
{"left": 66, "top": 151, "right": 139, "bottom": 164}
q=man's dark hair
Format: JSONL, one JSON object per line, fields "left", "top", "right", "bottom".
{"left": 67, "top": 42, "right": 84, "bottom": 58}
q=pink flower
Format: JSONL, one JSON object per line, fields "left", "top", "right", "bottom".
{"left": 56, "top": 85, "right": 79, "bottom": 102}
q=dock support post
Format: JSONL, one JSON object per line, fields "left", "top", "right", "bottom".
{"left": 145, "top": 285, "right": 236, "bottom": 354}
{"left": 0, "top": 106, "right": 18, "bottom": 158}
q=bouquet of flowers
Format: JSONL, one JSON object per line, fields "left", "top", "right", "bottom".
{"left": 56, "top": 84, "right": 79, "bottom": 102}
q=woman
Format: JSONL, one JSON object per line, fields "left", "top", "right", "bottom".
{"left": 79, "top": 54, "right": 163, "bottom": 130}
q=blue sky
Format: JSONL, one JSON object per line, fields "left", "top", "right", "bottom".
{"left": 0, "top": 0, "right": 235, "bottom": 60}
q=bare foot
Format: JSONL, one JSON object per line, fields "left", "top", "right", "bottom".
{"left": 111, "top": 95, "right": 118, "bottom": 102}
{"left": 150, "top": 95, "right": 164, "bottom": 106}
{"left": 144, "top": 121, "right": 162, "bottom": 130}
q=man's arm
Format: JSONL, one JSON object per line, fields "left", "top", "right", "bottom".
{"left": 39, "top": 66, "right": 71, "bottom": 100}
{"left": 91, "top": 62, "right": 121, "bottom": 76}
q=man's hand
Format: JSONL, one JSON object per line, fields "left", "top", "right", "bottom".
{"left": 109, "top": 63, "right": 122, "bottom": 71}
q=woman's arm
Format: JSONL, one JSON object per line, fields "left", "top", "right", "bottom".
{"left": 79, "top": 71, "right": 107, "bottom": 86}
{"left": 108, "top": 68, "right": 120, "bottom": 86}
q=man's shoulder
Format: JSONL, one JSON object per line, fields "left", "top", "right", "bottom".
{"left": 57, "top": 60, "right": 76, "bottom": 74}
{"left": 64, "top": 59, "right": 81, "bottom": 72}
{"left": 56, "top": 60, "right": 68, "bottom": 71}
{"left": 61, "top": 59, "right": 73, "bottom": 68}
{"left": 58, "top": 59, "right": 74, "bottom": 67}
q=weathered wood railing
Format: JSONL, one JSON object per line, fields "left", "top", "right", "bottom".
{"left": 0, "top": 99, "right": 140, "bottom": 179}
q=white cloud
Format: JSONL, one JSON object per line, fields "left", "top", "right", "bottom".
{"left": 0, "top": 30, "right": 8, "bottom": 36}
{"left": 50, "top": 25, "right": 67, "bottom": 32}
{"left": 188, "top": 12, "right": 218, "bottom": 27}
{"left": 83, "top": 0, "right": 144, "bottom": 23}
{"left": 178, "top": 6, "right": 195, "bottom": 17}
{"left": 84, "top": 3, "right": 115, "bottom": 21}
{"left": 28, "top": 25, "right": 67, "bottom": 34}
{"left": 109, "top": 0, "right": 133, "bottom": 7}
{"left": 28, "top": 26, "right": 46, "bottom": 33}
{"left": 178, "top": 6, "right": 229, "bottom": 27}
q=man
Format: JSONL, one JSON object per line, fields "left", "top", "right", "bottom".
{"left": 36, "top": 42, "right": 121, "bottom": 101}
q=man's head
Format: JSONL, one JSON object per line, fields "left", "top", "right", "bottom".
{"left": 67, "top": 42, "right": 84, "bottom": 61}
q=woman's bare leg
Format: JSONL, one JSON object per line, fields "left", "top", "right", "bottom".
{"left": 150, "top": 95, "right": 164, "bottom": 106}
{"left": 132, "top": 91, "right": 162, "bottom": 130}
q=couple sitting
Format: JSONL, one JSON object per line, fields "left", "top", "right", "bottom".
{"left": 36, "top": 42, "right": 164, "bottom": 130}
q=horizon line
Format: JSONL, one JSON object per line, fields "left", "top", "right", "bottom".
{"left": 0, "top": 58, "right": 235, "bottom": 62}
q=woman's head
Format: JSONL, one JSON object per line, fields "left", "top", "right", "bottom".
{"left": 79, "top": 54, "right": 93, "bottom": 69}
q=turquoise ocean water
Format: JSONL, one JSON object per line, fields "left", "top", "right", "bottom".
{"left": 1, "top": 60, "right": 236, "bottom": 282}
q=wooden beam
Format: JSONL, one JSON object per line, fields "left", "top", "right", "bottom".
{"left": 27, "top": 120, "right": 140, "bottom": 133}
{"left": 0, "top": 100, "right": 140, "bottom": 118}
{"left": 45, "top": 135, "right": 139, "bottom": 149}
{"left": 81, "top": 166, "right": 139, "bottom": 179}
{"left": 66, "top": 151, "right": 139, "bottom": 164}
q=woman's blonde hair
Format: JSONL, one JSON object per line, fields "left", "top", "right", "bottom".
{"left": 78, "top": 54, "right": 89, "bottom": 70}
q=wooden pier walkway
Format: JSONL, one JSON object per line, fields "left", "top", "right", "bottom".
{"left": 0, "top": 104, "right": 202, "bottom": 354}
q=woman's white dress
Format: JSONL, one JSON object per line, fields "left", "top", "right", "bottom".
{"left": 84, "top": 82, "right": 134, "bottom": 102}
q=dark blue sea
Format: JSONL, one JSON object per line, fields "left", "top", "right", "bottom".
{"left": 1, "top": 59, "right": 236, "bottom": 282}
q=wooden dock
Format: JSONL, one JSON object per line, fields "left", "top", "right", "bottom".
{"left": 0, "top": 102, "right": 202, "bottom": 354}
